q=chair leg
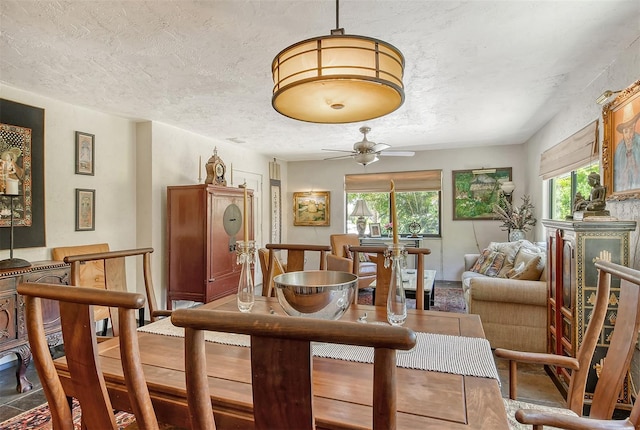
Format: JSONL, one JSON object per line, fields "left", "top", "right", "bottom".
{"left": 138, "top": 308, "right": 145, "bottom": 327}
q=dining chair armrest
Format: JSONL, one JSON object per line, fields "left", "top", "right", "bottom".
{"left": 495, "top": 348, "right": 579, "bottom": 400}
{"left": 515, "top": 409, "right": 635, "bottom": 430}
{"left": 494, "top": 348, "right": 580, "bottom": 369}
{"left": 152, "top": 310, "right": 172, "bottom": 318}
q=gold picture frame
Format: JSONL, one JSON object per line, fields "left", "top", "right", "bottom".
{"left": 602, "top": 79, "right": 640, "bottom": 201}
{"left": 293, "top": 191, "right": 330, "bottom": 226}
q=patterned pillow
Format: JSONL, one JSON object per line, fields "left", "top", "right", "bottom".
{"left": 470, "top": 249, "right": 506, "bottom": 277}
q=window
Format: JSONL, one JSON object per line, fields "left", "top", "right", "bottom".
{"left": 549, "top": 162, "right": 600, "bottom": 220}
{"left": 345, "top": 170, "right": 442, "bottom": 237}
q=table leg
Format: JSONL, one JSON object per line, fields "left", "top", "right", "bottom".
{"left": 14, "top": 345, "right": 34, "bottom": 393}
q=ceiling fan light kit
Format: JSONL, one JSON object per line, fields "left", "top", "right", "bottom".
{"left": 323, "top": 126, "right": 415, "bottom": 166}
{"left": 271, "top": 0, "right": 405, "bottom": 124}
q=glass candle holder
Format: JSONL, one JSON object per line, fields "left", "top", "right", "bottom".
{"left": 384, "top": 243, "right": 407, "bottom": 326}
{"left": 236, "top": 240, "right": 255, "bottom": 312}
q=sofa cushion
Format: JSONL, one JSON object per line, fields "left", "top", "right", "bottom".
{"left": 470, "top": 249, "right": 506, "bottom": 277}
{"left": 509, "top": 255, "right": 543, "bottom": 280}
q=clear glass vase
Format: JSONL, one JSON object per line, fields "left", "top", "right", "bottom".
{"left": 236, "top": 240, "right": 255, "bottom": 312}
{"left": 385, "top": 243, "right": 407, "bottom": 326}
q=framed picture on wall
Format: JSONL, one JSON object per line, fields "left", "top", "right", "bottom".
{"left": 0, "top": 99, "right": 45, "bottom": 249}
{"left": 75, "top": 131, "right": 95, "bottom": 175}
{"left": 452, "top": 167, "right": 512, "bottom": 220}
{"left": 602, "top": 79, "right": 640, "bottom": 201}
{"left": 75, "top": 188, "right": 95, "bottom": 231}
{"left": 293, "top": 191, "right": 330, "bottom": 226}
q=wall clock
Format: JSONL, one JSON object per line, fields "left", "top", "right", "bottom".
{"left": 223, "top": 203, "right": 242, "bottom": 237}
{"left": 205, "top": 146, "right": 227, "bottom": 186}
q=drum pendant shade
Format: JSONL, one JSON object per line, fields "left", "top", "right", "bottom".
{"left": 272, "top": 34, "right": 405, "bottom": 123}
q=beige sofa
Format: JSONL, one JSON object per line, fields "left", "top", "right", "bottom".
{"left": 461, "top": 241, "right": 548, "bottom": 353}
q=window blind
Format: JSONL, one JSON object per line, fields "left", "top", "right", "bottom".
{"left": 539, "top": 120, "right": 599, "bottom": 180}
{"left": 345, "top": 170, "right": 442, "bottom": 192}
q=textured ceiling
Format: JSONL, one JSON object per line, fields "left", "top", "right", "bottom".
{"left": 1, "top": 1, "right": 639, "bottom": 162}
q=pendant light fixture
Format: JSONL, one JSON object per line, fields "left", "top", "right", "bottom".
{"left": 271, "top": 0, "right": 405, "bottom": 124}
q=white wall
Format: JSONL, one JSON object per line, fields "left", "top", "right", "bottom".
{"left": 287, "top": 144, "right": 529, "bottom": 281}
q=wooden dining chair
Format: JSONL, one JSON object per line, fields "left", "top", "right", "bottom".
{"left": 171, "top": 309, "right": 417, "bottom": 430}
{"left": 53, "top": 245, "right": 170, "bottom": 337}
{"left": 349, "top": 245, "right": 432, "bottom": 309}
{"left": 495, "top": 259, "right": 640, "bottom": 429}
{"left": 263, "top": 243, "right": 331, "bottom": 297}
{"left": 18, "top": 282, "right": 160, "bottom": 430}
{"left": 257, "top": 247, "right": 285, "bottom": 295}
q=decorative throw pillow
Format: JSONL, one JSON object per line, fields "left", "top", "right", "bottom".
{"left": 358, "top": 252, "right": 371, "bottom": 262}
{"left": 505, "top": 262, "right": 525, "bottom": 278}
{"left": 488, "top": 241, "right": 524, "bottom": 265}
{"left": 509, "top": 256, "right": 543, "bottom": 280}
{"left": 470, "top": 249, "right": 506, "bottom": 277}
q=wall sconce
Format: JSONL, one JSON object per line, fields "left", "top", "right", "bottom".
{"left": 500, "top": 181, "right": 516, "bottom": 203}
{"left": 595, "top": 89, "right": 621, "bottom": 105}
{"left": 350, "top": 199, "right": 373, "bottom": 237}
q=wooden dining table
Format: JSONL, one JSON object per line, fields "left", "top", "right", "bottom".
{"left": 53, "top": 295, "right": 509, "bottom": 429}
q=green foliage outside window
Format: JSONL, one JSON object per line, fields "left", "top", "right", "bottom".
{"left": 346, "top": 191, "right": 441, "bottom": 236}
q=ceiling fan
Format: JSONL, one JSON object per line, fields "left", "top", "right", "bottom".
{"left": 323, "top": 127, "right": 415, "bottom": 166}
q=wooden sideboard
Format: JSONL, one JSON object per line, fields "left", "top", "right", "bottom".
{"left": 0, "top": 261, "right": 70, "bottom": 392}
{"left": 542, "top": 219, "right": 637, "bottom": 409}
{"left": 166, "top": 184, "right": 254, "bottom": 309}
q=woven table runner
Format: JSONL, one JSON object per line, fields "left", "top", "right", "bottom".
{"left": 139, "top": 317, "right": 499, "bottom": 381}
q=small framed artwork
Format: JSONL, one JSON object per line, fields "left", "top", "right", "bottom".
{"left": 453, "top": 167, "right": 512, "bottom": 220}
{"left": 75, "top": 188, "right": 95, "bottom": 231}
{"left": 293, "top": 191, "right": 330, "bottom": 226}
{"left": 602, "top": 79, "right": 640, "bottom": 200}
{"left": 75, "top": 131, "right": 95, "bottom": 175}
{"left": 369, "top": 222, "right": 381, "bottom": 237}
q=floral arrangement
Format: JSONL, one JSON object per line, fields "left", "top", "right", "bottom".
{"left": 492, "top": 195, "right": 537, "bottom": 232}
{"left": 384, "top": 222, "right": 393, "bottom": 232}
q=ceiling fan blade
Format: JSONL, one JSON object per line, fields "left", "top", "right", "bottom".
{"left": 379, "top": 151, "right": 415, "bottom": 157}
{"left": 323, "top": 154, "right": 354, "bottom": 160}
{"left": 322, "top": 148, "right": 356, "bottom": 154}
{"left": 371, "top": 143, "right": 391, "bottom": 152}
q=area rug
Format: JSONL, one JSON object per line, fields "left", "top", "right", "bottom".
{"left": 357, "top": 283, "right": 467, "bottom": 313}
{"left": 0, "top": 399, "right": 136, "bottom": 429}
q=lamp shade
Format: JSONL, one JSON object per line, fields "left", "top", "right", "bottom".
{"left": 272, "top": 34, "right": 405, "bottom": 123}
{"left": 350, "top": 199, "right": 373, "bottom": 217}
{"left": 501, "top": 181, "right": 516, "bottom": 195}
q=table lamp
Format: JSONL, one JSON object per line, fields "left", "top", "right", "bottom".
{"left": 0, "top": 189, "right": 31, "bottom": 270}
{"left": 350, "top": 199, "right": 373, "bottom": 237}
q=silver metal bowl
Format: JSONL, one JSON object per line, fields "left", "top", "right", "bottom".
{"left": 273, "top": 270, "right": 357, "bottom": 320}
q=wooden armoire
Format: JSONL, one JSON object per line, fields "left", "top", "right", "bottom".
{"left": 166, "top": 184, "right": 253, "bottom": 309}
{"left": 542, "top": 219, "right": 637, "bottom": 409}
